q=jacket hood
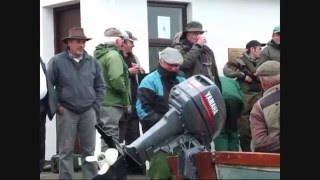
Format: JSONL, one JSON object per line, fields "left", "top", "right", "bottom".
{"left": 267, "top": 40, "right": 280, "bottom": 50}
{"left": 267, "top": 40, "right": 280, "bottom": 46}
{"left": 267, "top": 40, "right": 274, "bottom": 46}
{"left": 94, "top": 44, "right": 118, "bottom": 59}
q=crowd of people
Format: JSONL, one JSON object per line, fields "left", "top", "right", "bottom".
{"left": 40, "top": 21, "right": 280, "bottom": 179}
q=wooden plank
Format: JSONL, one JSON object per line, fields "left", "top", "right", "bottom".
{"left": 193, "top": 152, "right": 218, "bottom": 179}
{"left": 228, "top": 48, "right": 246, "bottom": 61}
{"left": 213, "top": 151, "right": 280, "bottom": 167}
{"left": 168, "top": 152, "right": 218, "bottom": 179}
{"left": 167, "top": 156, "right": 182, "bottom": 180}
{"left": 167, "top": 151, "right": 280, "bottom": 179}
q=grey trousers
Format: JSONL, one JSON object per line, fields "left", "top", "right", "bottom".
{"left": 56, "top": 107, "right": 97, "bottom": 180}
{"left": 100, "top": 106, "right": 126, "bottom": 152}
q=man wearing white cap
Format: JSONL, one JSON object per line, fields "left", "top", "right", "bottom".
{"left": 93, "top": 27, "right": 131, "bottom": 153}
{"left": 136, "top": 47, "right": 185, "bottom": 179}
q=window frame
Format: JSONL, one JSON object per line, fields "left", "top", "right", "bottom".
{"left": 147, "top": 1, "right": 188, "bottom": 47}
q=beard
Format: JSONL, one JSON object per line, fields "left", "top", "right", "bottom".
{"left": 158, "top": 65, "right": 178, "bottom": 80}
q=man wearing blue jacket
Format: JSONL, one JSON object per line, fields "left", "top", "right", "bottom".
{"left": 136, "top": 47, "right": 185, "bottom": 179}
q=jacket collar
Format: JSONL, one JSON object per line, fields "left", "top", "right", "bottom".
{"left": 264, "top": 84, "right": 280, "bottom": 96}
{"left": 66, "top": 48, "right": 90, "bottom": 61}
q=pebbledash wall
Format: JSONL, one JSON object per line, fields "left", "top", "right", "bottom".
{"left": 41, "top": 0, "right": 280, "bottom": 160}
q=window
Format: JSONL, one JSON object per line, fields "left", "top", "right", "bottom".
{"left": 147, "top": 1, "right": 187, "bottom": 71}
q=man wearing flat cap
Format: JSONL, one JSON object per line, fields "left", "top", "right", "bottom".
{"left": 250, "top": 61, "right": 280, "bottom": 153}
{"left": 174, "top": 21, "right": 222, "bottom": 91}
{"left": 93, "top": 28, "right": 131, "bottom": 153}
{"left": 260, "top": 25, "right": 280, "bottom": 64}
{"left": 47, "top": 27, "right": 106, "bottom": 179}
{"left": 136, "top": 47, "right": 185, "bottom": 179}
{"left": 223, "top": 39, "right": 266, "bottom": 152}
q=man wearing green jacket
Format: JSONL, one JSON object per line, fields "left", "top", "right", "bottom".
{"left": 214, "top": 76, "right": 244, "bottom": 151}
{"left": 259, "top": 25, "right": 280, "bottom": 64}
{"left": 93, "top": 28, "right": 131, "bottom": 152}
{"left": 173, "top": 21, "right": 222, "bottom": 92}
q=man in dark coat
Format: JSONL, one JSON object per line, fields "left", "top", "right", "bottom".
{"left": 259, "top": 25, "right": 280, "bottom": 64}
{"left": 173, "top": 21, "right": 222, "bottom": 92}
{"left": 47, "top": 27, "right": 106, "bottom": 179}
{"left": 40, "top": 57, "right": 58, "bottom": 173}
{"left": 223, "top": 40, "right": 265, "bottom": 151}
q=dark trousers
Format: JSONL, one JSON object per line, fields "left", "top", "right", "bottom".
{"left": 119, "top": 114, "right": 141, "bottom": 145}
{"left": 118, "top": 107, "right": 140, "bottom": 145}
{"left": 40, "top": 99, "right": 47, "bottom": 174}
{"left": 225, "top": 99, "right": 242, "bottom": 131}
{"left": 238, "top": 91, "right": 261, "bottom": 152}
{"left": 141, "top": 120, "right": 155, "bottom": 134}
{"left": 119, "top": 113, "right": 145, "bottom": 175}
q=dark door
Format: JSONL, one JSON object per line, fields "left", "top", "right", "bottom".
{"left": 53, "top": 3, "right": 82, "bottom": 154}
{"left": 54, "top": 3, "right": 80, "bottom": 54}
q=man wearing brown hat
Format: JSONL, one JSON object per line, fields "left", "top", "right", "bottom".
{"left": 174, "top": 21, "right": 222, "bottom": 91}
{"left": 223, "top": 40, "right": 265, "bottom": 152}
{"left": 259, "top": 25, "right": 280, "bottom": 64}
{"left": 250, "top": 61, "right": 280, "bottom": 153}
{"left": 93, "top": 28, "right": 131, "bottom": 153}
{"left": 136, "top": 47, "right": 185, "bottom": 179}
{"left": 47, "top": 27, "right": 106, "bottom": 179}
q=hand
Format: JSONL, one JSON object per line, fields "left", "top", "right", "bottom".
{"left": 245, "top": 75, "right": 252, "bottom": 83}
{"left": 56, "top": 105, "right": 64, "bottom": 114}
{"left": 196, "top": 35, "right": 207, "bottom": 46}
{"left": 129, "top": 63, "right": 140, "bottom": 75}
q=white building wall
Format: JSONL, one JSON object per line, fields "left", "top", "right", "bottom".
{"left": 80, "top": 0, "right": 150, "bottom": 72}
{"left": 41, "top": 0, "right": 280, "bottom": 160}
{"left": 186, "top": 0, "right": 280, "bottom": 75}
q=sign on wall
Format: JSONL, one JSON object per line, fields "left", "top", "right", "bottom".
{"left": 157, "top": 16, "right": 171, "bottom": 39}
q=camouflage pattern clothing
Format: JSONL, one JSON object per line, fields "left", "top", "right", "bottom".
{"left": 223, "top": 52, "right": 263, "bottom": 151}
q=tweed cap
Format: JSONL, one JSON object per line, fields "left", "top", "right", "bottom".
{"left": 104, "top": 27, "right": 128, "bottom": 38}
{"left": 256, "top": 61, "right": 280, "bottom": 76}
{"left": 159, "top": 47, "right": 183, "bottom": 65}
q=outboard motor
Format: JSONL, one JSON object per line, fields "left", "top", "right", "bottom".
{"left": 90, "top": 75, "right": 226, "bottom": 179}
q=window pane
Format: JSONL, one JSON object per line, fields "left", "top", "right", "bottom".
{"left": 148, "top": 6, "right": 183, "bottom": 40}
{"left": 149, "top": 46, "right": 166, "bottom": 71}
